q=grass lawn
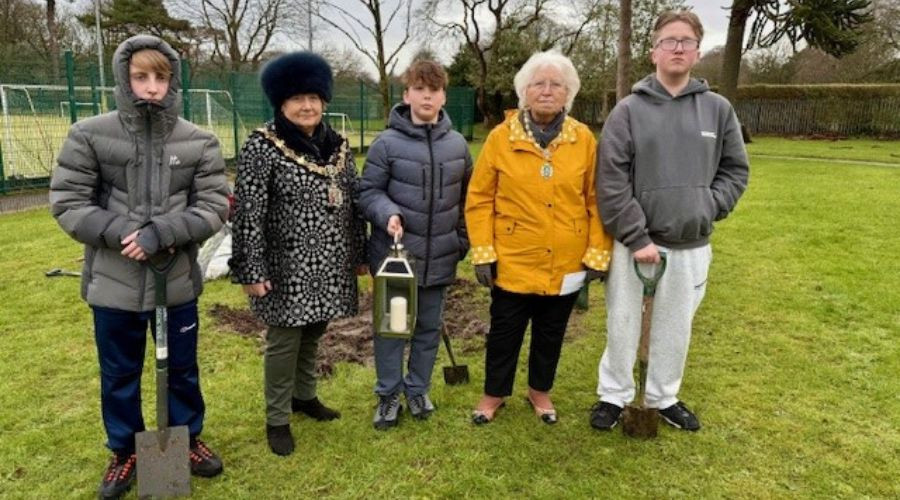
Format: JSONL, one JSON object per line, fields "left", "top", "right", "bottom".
{"left": 746, "top": 136, "right": 900, "bottom": 164}
{"left": 0, "top": 138, "right": 898, "bottom": 498}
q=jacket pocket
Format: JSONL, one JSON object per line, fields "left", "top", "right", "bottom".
{"left": 421, "top": 167, "right": 428, "bottom": 201}
{"left": 573, "top": 217, "right": 588, "bottom": 237}
{"left": 494, "top": 215, "right": 516, "bottom": 237}
{"left": 639, "top": 185, "right": 717, "bottom": 243}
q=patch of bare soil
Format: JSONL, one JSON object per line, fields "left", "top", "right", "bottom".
{"left": 210, "top": 278, "right": 490, "bottom": 377}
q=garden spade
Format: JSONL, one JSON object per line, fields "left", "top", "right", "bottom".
{"left": 136, "top": 259, "right": 191, "bottom": 499}
{"left": 441, "top": 323, "right": 469, "bottom": 385}
{"left": 622, "top": 253, "right": 667, "bottom": 438}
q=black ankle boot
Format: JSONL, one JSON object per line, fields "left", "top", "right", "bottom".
{"left": 292, "top": 397, "right": 341, "bottom": 421}
{"left": 266, "top": 424, "right": 294, "bottom": 456}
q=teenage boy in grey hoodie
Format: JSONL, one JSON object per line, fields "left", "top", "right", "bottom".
{"left": 358, "top": 60, "right": 472, "bottom": 430}
{"left": 589, "top": 11, "right": 749, "bottom": 432}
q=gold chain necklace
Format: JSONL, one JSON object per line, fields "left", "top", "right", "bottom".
{"left": 521, "top": 111, "right": 556, "bottom": 180}
{"left": 256, "top": 127, "right": 347, "bottom": 207}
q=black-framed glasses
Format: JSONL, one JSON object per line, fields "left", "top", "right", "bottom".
{"left": 656, "top": 38, "right": 700, "bottom": 51}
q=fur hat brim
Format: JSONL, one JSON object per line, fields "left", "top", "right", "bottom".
{"left": 261, "top": 52, "right": 334, "bottom": 109}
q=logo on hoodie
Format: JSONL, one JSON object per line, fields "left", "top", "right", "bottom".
{"left": 168, "top": 155, "right": 181, "bottom": 167}
{"left": 701, "top": 131, "right": 717, "bottom": 139}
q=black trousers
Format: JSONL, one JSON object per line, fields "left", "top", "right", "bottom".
{"left": 484, "top": 287, "right": 579, "bottom": 397}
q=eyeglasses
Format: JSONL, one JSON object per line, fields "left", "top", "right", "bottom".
{"left": 528, "top": 80, "right": 565, "bottom": 91}
{"left": 656, "top": 38, "right": 700, "bottom": 51}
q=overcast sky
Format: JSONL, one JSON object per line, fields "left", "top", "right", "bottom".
{"left": 309, "top": 0, "right": 737, "bottom": 77}
{"left": 68, "top": 0, "right": 737, "bottom": 75}
{"left": 686, "top": 1, "right": 734, "bottom": 49}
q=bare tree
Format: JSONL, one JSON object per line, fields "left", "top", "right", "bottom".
{"left": 314, "top": 0, "right": 413, "bottom": 120}
{"left": 720, "top": 0, "right": 755, "bottom": 103}
{"left": 48, "top": 0, "right": 60, "bottom": 78}
{"left": 872, "top": 0, "right": 900, "bottom": 52}
{"left": 540, "top": 1, "right": 609, "bottom": 56}
{"left": 421, "top": 0, "right": 551, "bottom": 126}
{"left": 616, "top": 0, "right": 632, "bottom": 101}
{"left": 318, "top": 45, "right": 376, "bottom": 83}
{"left": 170, "top": 0, "right": 302, "bottom": 71}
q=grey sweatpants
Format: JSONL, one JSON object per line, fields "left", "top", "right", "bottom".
{"left": 597, "top": 240, "right": 711, "bottom": 409}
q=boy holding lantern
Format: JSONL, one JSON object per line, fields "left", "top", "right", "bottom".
{"left": 358, "top": 60, "right": 472, "bottom": 430}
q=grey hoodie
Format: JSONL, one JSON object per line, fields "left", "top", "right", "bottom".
{"left": 358, "top": 104, "right": 472, "bottom": 287}
{"left": 50, "top": 35, "right": 229, "bottom": 311}
{"left": 597, "top": 75, "right": 749, "bottom": 251}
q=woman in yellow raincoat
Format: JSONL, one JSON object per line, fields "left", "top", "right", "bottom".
{"left": 466, "top": 50, "right": 613, "bottom": 425}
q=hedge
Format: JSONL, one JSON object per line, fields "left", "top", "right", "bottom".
{"left": 573, "top": 84, "right": 900, "bottom": 137}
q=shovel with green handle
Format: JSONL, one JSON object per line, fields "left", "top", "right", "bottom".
{"left": 622, "top": 252, "right": 667, "bottom": 438}
{"left": 136, "top": 257, "right": 191, "bottom": 499}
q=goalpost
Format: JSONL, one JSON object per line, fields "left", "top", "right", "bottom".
{"left": 59, "top": 101, "right": 97, "bottom": 118}
{"left": 324, "top": 112, "right": 353, "bottom": 139}
{"left": 0, "top": 84, "right": 70, "bottom": 179}
{"left": 0, "top": 85, "right": 244, "bottom": 179}
{"left": 0, "top": 84, "right": 353, "bottom": 183}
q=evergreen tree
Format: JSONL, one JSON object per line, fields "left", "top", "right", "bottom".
{"left": 721, "top": 0, "right": 872, "bottom": 102}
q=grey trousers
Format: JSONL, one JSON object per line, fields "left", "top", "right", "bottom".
{"left": 374, "top": 285, "right": 447, "bottom": 397}
{"left": 264, "top": 322, "right": 327, "bottom": 425}
{"left": 598, "top": 241, "right": 711, "bottom": 409}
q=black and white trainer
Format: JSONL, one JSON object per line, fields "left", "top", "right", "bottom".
{"left": 659, "top": 401, "right": 701, "bottom": 431}
{"left": 589, "top": 401, "right": 623, "bottom": 430}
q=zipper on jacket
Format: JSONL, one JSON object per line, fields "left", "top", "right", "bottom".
{"left": 439, "top": 167, "right": 444, "bottom": 199}
{"left": 424, "top": 125, "right": 436, "bottom": 284}
{"left": 138, "top": 109, "right": 153, "bottom": 309}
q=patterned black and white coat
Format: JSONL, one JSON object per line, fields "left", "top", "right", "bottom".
{"left": 229, "top": 123, "right": 366, "bottom": 327}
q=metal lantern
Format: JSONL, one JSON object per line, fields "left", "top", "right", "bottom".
{"left": 373, "top": 239, "right": 417, "bottom": 339}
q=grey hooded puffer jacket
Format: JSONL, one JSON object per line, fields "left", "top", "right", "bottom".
{"left": 358, "top": 104, "right": 472, "bottom": 287}
{"left": 49, "top": 35, "right": 230, "bottom": 311}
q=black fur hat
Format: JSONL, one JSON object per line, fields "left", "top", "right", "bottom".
{"left": 260, "top": 52, "right": 333, "bottom": 108}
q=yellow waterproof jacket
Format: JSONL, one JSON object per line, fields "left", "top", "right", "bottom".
{"left": 466, "top": 111, "right": 613, "bottom": 295}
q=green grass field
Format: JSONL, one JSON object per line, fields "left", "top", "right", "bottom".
{"left": 0, "top": 138, "right": 898, "bottom": 498}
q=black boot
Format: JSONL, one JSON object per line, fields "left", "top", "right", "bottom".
{"left": 266, "top": 424, "right": 295, "bottom": 456}
{"left": 292, "top": 397, "right": 341, "bottom": 421}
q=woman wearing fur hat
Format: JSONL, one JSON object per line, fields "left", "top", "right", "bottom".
{"left": 229, "top": 52, "right": 367, "bottom": 456}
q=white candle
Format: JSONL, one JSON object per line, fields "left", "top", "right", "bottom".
{"left": 389, "top": 297, "right": 408, "bottom": 332}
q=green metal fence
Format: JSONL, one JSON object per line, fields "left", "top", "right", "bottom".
{"left": 0, "top": 53, "right": 476, "bottom": 194}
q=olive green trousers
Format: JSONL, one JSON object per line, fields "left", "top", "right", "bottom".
{"left": 264, "top": 322, "right": 327, "bottom": 425}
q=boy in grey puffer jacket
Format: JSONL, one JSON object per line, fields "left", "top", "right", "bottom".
{"left": 50, "top": 35, "right": 228, "bottom": 498}
{"left": 358, "top": 60, "right": 472, "bottom": 430}
{"left": 589, "top": 11, "right": 749, "bottom": 433}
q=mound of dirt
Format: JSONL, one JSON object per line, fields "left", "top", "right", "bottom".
{"left": 210, "top": 278, "right": 490, "bottom": 377}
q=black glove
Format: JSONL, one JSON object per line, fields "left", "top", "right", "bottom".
{"left": 585, "top": 268, "right": 607, "bottom": 283}
{"left": 135, "top": 224, "right": 163, "bottom": 255}
{"left": 474, "top": 263, "right": 495, "bottom": 288}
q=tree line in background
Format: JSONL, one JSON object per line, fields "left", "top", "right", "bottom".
{"left": 1, "top": 0, "right": 895, "bottom": 126}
